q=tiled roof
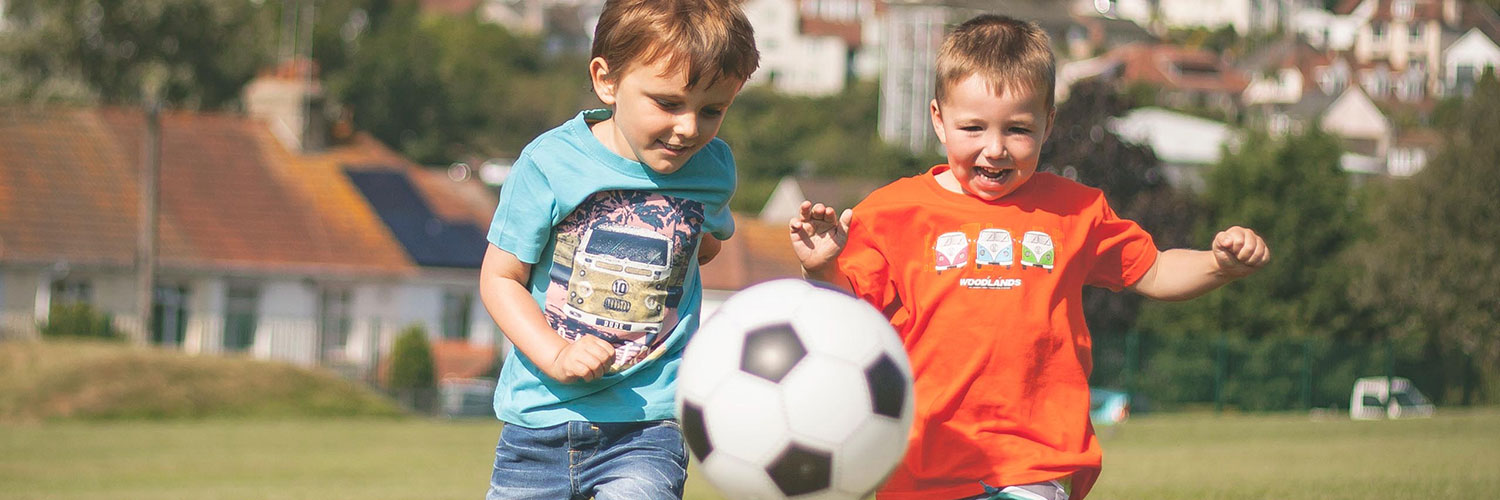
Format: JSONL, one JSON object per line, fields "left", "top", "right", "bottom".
{"left": 1106, "top": 43, "right": 1250, "bottom": 94}
{"left": 0, "top": 106, "right": 494, "bottom": 277}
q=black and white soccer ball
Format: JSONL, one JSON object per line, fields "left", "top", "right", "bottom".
{"left": 677, "top": 279, "right": 914, "bottom": 500}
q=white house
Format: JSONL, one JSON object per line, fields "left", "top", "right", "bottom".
{"left": 1443, "top": 27, "right": 1500, "bottom": 95}
{"left": 744, "top": 0, "right": 878, "bottom": 95}
{"left": 1320, "top": 84, "right": 1393, "bottom": 158}
{"left": 1296, "top": 0, "right": 1372, "bottom": 50}
{"left": 1108, "top": 107, "right": 1236, "bottom": 194}
{"left": 0, "top": 64, "right": 502, "bottom": 381}
{"left": 1156, "top": 0, "right": 1285, "bottom": 35}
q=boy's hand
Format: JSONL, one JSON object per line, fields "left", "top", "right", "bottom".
{"left": 544, "top": 335, "right": 615, "bottom": 383}
{"left": 789, "top": 201, "right": 852, "bottom": 274}
{"left": 1212, "top": 226, "right": 1270, "bottom": 278}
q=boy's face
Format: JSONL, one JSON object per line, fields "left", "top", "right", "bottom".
{"left": 929, "top": 74, "right": 1054, "bottom": 202}
{"left": 591, "top": 56, "right": 745, "bottom": 175}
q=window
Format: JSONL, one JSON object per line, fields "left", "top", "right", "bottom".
{"left": 441, "top": 290, "right": 473, "bottom": 341}
{"left": 152, "top": 285, "right": 188, "bottom": 347}
{"left": 1393, "top": 0, "right": 1414, "bottom": 19}
{"left": 1408, "top": 26, "right": 1421, "bottom": 44}
{"left": 223, "top": 285, "right": 259, "bottom": 352}
{"left": 50, "top": 279, "right": 92, "bottom": 306}
{"left": 1371, "top": 23, "right": 1386, "bottom": 44}
{"left": 319, "top": 288, "right": 352, "bottom": 360}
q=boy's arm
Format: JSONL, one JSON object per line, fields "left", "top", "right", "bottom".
{"left": 789, "top": 201, "right": 854, "bottom": 292}
{"left": 479, "top": 244, "right": 614, "bottom": 383}
{"left": 1128, "top": 226, "right": 1271, "bottom": 301}
{"left": 698, "top": 235, "right": 723, "bottom": 264}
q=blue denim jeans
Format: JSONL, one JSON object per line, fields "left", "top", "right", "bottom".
{"left": 485, "top": 420, "right": 688, "bottom": 500}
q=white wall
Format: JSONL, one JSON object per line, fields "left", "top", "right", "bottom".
{"left": 1445, "top": 29, "right": 1500, "bottom": 88}
{"left": 1243, "top": 67, "right": 1305, "bottom": 105}
{"left": 0, "top": 270, "right": 34, "bottom": 336}
{"left": 252, "top": 279, "right": 318, "bottom": 366}
{"left": 183, "top": 278, "right": 225, "bottom": 355}
{"left": 1321, "top": 86, "right": 1392, "bottom": 154}
{"left": 744, "top": 0, "right": 853, "bottom": 96}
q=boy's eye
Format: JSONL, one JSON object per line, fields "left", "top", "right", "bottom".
{"left": 1010, "top": 127, "right": 1032, "bottom": 134}
{"left": 959, "top": 125, "right": 983, "bottom": 132}
{"left": 654, "top": 98, "right": 680, "bottom": 109}
{"left": 700, "top": 107, "right": 724, "bottom": 118}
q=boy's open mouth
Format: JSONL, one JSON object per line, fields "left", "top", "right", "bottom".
{"left": 975, "top": 165, "right": 1012, "bottom": 182}
{"left": 660, "top": 140, "right": 689, "bottom": 153}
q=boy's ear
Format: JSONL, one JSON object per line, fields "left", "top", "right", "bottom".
{"left": 929, "top": 99, "right": 948, "bottom": 145}
{"left": 1041, "top": 107, "right": 1057, "bottom": 143}
{"left": 590, "top": 57, "right": 618, "bottom": 106}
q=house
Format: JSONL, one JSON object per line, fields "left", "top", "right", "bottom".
{"left": 1096, "top": 42, "right": 1251, "bottom": 118}
{"left": 744, "top": 0, "right": 881, "bottom": 96}
{"left": 1107, "top": 107, "right": 1236, "bottom": 193}
{"left": 1311, "top": 0, "right": 1500, "bottom": 99}
{"left": 1387, "top": 128, "right": 1443, "bottom": 176}
{"left": 1156, "top": 0, "right": 1286, "bottom": 35}
{"left": 1238, "top": 36, "right": 1349, "bottom": 135}
{"left": 1078, "top": 0, "right": 1289, "bottom": 35}
{"left": 1444, "top": 27, "right": 1500, "bottom": 96}
{"left": 757, "top": 176, "right": 884, "bottom": 226}
{"left": 699, "top": 215, "right": 808, "bottom": 318}
{"left": 421, "top": 0, "right": 604, "bottom": 56}
{"left": 1320, "top": 83, "right": 1394, "bottom": 159}
{"left": 0, "top": 63, "right": 500, "bottom": 381}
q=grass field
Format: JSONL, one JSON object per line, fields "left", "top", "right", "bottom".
{"left": 2, "top": 408, "right": 1497, "bottom": 500}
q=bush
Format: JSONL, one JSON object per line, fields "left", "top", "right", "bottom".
{"left": 386, "top": 325, "right": 436, "bottom": 414}
{"left": 387, "top": 325, "right": 435, "bottom": 391}
{"left": 40, "top": 303, "right": 122, "bottom": 341}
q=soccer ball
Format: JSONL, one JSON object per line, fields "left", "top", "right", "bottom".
{"left": 677, "top": 279, "right": 914, "bottom": 500}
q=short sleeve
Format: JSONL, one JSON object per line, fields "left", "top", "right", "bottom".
{"left": 702, "top": 142, "right": 737, "bottom": 240}
{"left": 838, "top": 212, "right": 896, "bottom": 315}
{"left": 1085, "top": 200, "right": 1159, "bottom": 291}
{"left": 487, "top": 154, "right": 557, "bottom": 264}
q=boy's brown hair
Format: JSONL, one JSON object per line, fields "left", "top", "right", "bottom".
{"left": 935, "top": 14, "right": 1055, "bottom": 109}
{"left": 591, "top": 0, "right": 760, "bottom": 89}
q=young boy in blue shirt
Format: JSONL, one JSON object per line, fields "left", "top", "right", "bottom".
{"left": 479, "top": 1, "right": 758, "bottom": 498}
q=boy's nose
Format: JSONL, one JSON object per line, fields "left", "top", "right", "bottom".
{"left": 983, "top": 135, "right": 1008, "bottom": 159}
{"left": 673, "top": 113, "right": 699, "bottom": 138}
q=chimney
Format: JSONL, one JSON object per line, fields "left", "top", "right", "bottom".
{"left": 1443, "top": 0, "right": 1461, "bottom": 27}
{"left": 244, "top": 58, "right": 328, "bottom": 153}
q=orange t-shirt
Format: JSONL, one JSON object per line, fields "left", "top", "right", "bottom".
{"left": 838, "top": 167, "right": 1159, "bottom": 500}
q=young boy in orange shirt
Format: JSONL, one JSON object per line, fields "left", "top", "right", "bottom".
{"left": 790, "top": 14, "right": 1269, "bottom": 500}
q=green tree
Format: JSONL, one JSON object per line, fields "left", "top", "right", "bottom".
{"left": 1135, "top": 128, "right": 1370, "bottom": 410}
{"left": 1043, "top": 79, "right": 1202, "bottom": 337}
{"left": 1349, "top": 72, "right": 1500, "bottom": 405}
{"left": 325, "top": 5, "right": 590, "bottom": 163}
{"left": 717, "top": 82, "right": 941, "bottom": 212}
{"left": 0, "top": 0, "right": 274, "bottom": 108}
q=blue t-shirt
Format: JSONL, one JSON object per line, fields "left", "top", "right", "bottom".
{"left": 488, "top": 109, "right": 736, "bottom": 427}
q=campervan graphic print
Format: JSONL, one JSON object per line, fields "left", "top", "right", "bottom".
{"left": 975, "top": 228, "right": 1014, "bottom": 269}
{"left": 934, "top": 231, "right": 969, "bottom": 273}
{"left": 1020, "top": 231, "right": 1055, "bottom": 272}
{"left": 545, "top": 190, "right": 703, "bottom": 373}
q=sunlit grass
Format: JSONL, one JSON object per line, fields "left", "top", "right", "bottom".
{"left": 2, "top": 409, "right": 1497, "bottom": 500}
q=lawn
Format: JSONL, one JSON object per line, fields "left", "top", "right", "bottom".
{"left": 2, "top": 408, "right": 1497, "bottom": 500}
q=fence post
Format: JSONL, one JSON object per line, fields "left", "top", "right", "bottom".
{"left": 1301, "top": 336, "right": 1313, "bottom": 411}
{"left": 1214, "top": 333, "right": 1226, "bottom": 414}
{"left": 1124, "top": 330, "right": 1139, "bottom": 402}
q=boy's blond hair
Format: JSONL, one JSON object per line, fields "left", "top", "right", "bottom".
{"left": 935, "top": 14, "right": 1055, "bottom": 110}
{"left": 591, "top": 0, "right": 760, "bottom": 89}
